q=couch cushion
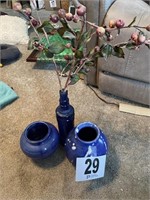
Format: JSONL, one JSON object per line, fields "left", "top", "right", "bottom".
{"left": 98, "top": 71, "right": 150, "bottom": 105}
{"left": 98, "top": 0, "right": 150, "bottom": 83}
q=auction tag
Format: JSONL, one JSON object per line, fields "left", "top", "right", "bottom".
{"left": 75, "top": 155, "right": 106, "bottom": 182}
{"left": 49, "top": 0, "right": 57, "bottom": 8}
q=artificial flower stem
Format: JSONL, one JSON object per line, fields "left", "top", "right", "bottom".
{"left": 30, "top": 21, "right": 40, "bottom": 39}
{"left": 64, "top": 59, "right": 76, "bottom": 90}
{"left": 61, "top": 61, "right": 72, "bottom": 76}
{"left": 73, "top": 59, "right": 87, "bottom": 74}
{"left": 52, "top": 57, "right": 63, "bottom": 90}
{"left": 42, "top": 28, "right": 50, "bottom": 46}
{"left": 80, "top": 18, "right": 146, "bottom": 32}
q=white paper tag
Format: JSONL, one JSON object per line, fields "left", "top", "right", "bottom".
{"left": 49, "top": 0, "right": 57, "bottom": 8}
{"left": 75, "top": 155, "right": 106, "bottom": 182}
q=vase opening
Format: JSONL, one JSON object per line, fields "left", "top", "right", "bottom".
{"left": 26, "top": 122, "right": 49, "bottom": 142}
{"left": 77, "top": 127, "right": 98, "bottom": 142}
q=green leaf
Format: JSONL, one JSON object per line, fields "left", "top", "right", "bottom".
{"left": 74, "top": 29, "right": 81, "bottom": 38}
{"left": 42, "top": 21, "right": 53, "bottom": 27}
{"left": 84, "top": 61, "right": 94, "bottom": 66}
{"left": 63, "top": 31, "right": 76, "bottom": 40}
{"left": 60, "top": 19, "right": 68, "bottom": 29}
{"left": 79, "top": 68, "right": 89, "bottom": 75}
{"left": 139, "top": 30, "right": 145, "bottom": 35}
{"left": 69, "top": 74, "right": 80, "bottom": 85}
{"left": 101, "top": 44, "right": 113, "bottom": 58}
{"left": 112, "top": 46, "right": 125, "bottom": 58}
{"left": 44, "top": 49, "right": 54, "bottom": 58}
{"left": 127, "top": 16, "right": 136, "bottom": 27}
{"left": 37, "top": 21, "right": 54, "bottom": 33}
{"left": 60, "top": 18, "right": 75, "bottom": 35}
{"left": 105, "top": 30, "right": 110, "bottom": 38}
{"left": 61, "top": 64, "right": 71, "bottom": 74}
{"left": 118, "top": 43, "right": 128, "bottom": 48}
{"left": 57, "top": 27, "right": 67, "bottom": 36}
{"left": 125, "top": 43, "right": 137, "bottom": 50}
{"left": 75, "top": 49, "right": 84, "bottom": 59}
{"left": 79, "top": 70, "right": 87, "bottom": 75}
{"left": 48, "top": 41, "right": 66, "bottom": 54}
{"left": 81, "top": 28, "right": 93, "bottom": 43}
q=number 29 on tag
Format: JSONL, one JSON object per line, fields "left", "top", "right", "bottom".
{"left": 75, "top": 155, "right": 106, "bottom": 182}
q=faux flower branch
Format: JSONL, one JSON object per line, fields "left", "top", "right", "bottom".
{"left": 27, "top": 5, "right": 150, "bottom": 91}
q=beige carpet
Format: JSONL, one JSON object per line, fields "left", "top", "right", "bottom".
{"left": 0, "top": 44, "right": 149, "bottom": 200}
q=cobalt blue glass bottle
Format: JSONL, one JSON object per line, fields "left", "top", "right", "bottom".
{"left": 56, "top": 89, "right": 75, "bottom": 145}
{"left": 20, "top": 121, "right": 59, "bottom": 159}
{"left": 64, "top": 121, "right": 108, "bottom": 166}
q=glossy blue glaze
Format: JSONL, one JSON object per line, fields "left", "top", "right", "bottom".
{"left": 56, "top": 90, "right": 74, "bottom": 145}
{"left": 64, "top": 121, "right": 108, "bottom": 166}
{"left": 20, "top": 121, "right": 59, "bottom": 159}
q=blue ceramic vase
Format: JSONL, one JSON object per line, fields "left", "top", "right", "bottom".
{"left": 56, "top": 90, "right": 74, "bottom": 145}
{"left": 64, "top": 121, "right": 108, "bottom": 166}
{"left": 20, "top": 121, "right": 59, "bottom": 159}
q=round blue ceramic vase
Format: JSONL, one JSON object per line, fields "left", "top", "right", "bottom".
{"left": 64, "top": 121, "right": 108, "bottom": 166}
{"left": 20, "top": 121, "right": 59, "bottom": 159}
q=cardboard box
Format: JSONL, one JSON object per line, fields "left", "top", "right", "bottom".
{"left": 44, "top": 0, "right": 61, "bottom": 11}
{"left": 44, "top": 0, "right": 69, "bottom": 11}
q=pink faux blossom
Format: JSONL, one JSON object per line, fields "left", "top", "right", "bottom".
{"left": 96, "top": 27, "right": 105, "bottom": 37}
{"left": 109, "top": 19, "right": 116, "bottom": 28}
{"left": 65, "top": 13, "right": 73, "bottom": 21}
{"left": 30, "top": 18, "right": 39, "bottom": 27}
{"left": 138, "top": 34, "right": 146, "bottom": 44}
{"left": 28, "top": 3, "right": 150, "bottom": 92}
{"left": 58, "top": 9, "right": 66, "bottom": 18}
{"left": 77, "top": 5, "right": 86, "bottom": 16}
{"left": 131, "top": 32, "right": 139, "bottom": 42}
{"left": 50, "top": 15, "right": 59, "bottom": 23}
{"left": 146, "top": 25, "right": 150, "bottom": 31}
{"left": 116, "top": 19, "right": 125, "bottom": 28}
{"left": 94, "top": 46, "right": 100, "bottom": 52}
{"left": 73, "top": 15, "right": 80, "bottom": 23}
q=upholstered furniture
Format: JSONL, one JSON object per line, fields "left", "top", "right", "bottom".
{"left": 73, "top": 0, "right": 150, "bottom": 105}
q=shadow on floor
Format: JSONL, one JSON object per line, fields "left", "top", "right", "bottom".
{"left": 31, "top": 145, "right": 66, "bottom": 168}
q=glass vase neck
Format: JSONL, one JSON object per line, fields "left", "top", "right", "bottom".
{"left": 59, "top": 89, "right": 70, "bottom": 110}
